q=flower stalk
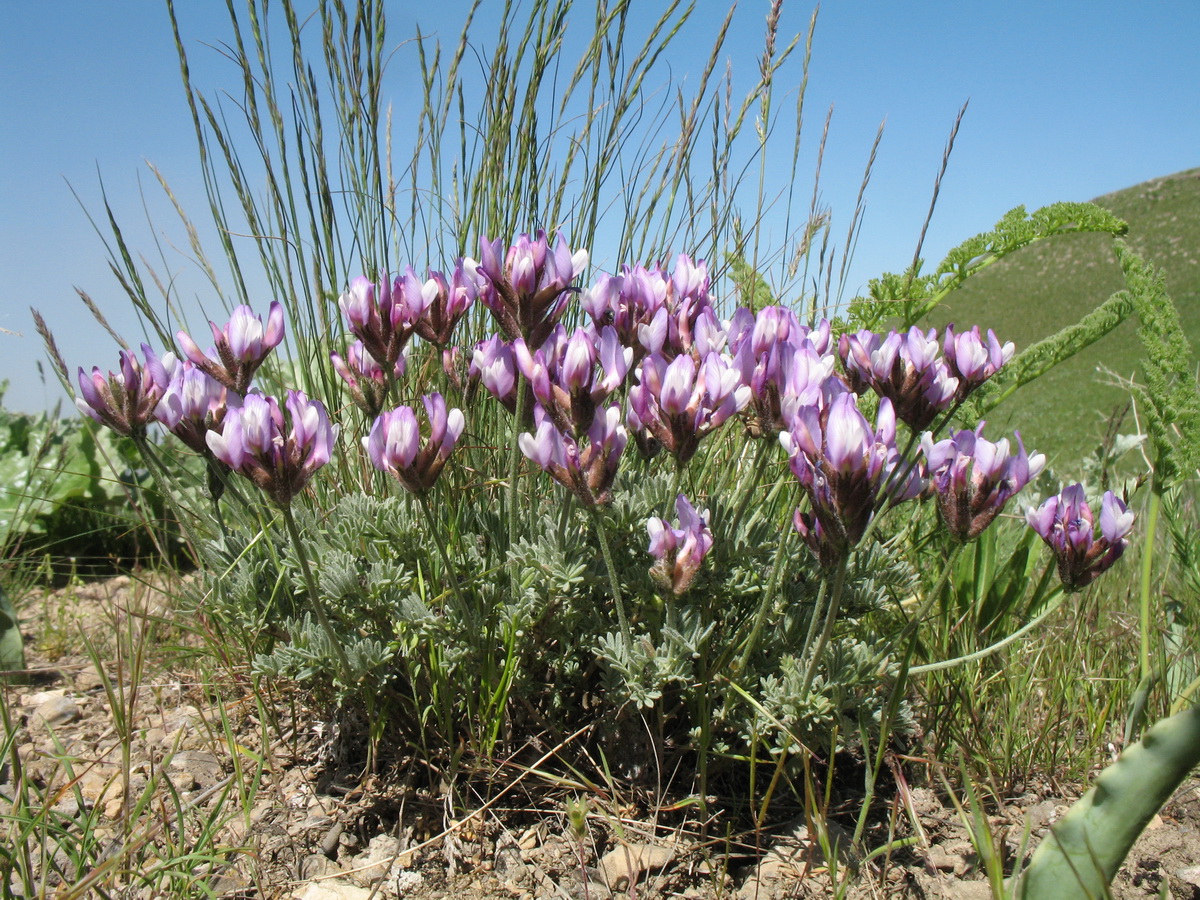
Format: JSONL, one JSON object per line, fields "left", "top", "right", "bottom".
{"left": 280, "top": 503, "right": 353, "bottom": 683}
{"left": 588, "top": 505, "right": 630, "bottom": 638}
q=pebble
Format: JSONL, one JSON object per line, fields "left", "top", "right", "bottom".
{"left": 292, "top": 879, "right": 374, "bottom": 900}
{"left": 34, "top": 695, "right": 82, "bottom": 728}
{"left": 74, "top": 664, "right": 107, "bottom": 692}
{"left": 24, "top": 689, "right": 66, "bottom": 707}
{"left": 348, "top": 833, "right": 410, "bottom": 885}
{"left": 597, "top": 842, "right": 675, "bottom": 891}
{"left": 169, "top": 749, "right": 223, "bottom": 786}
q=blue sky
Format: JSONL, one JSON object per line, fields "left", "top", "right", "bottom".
{"left": 2, "top": 0, "right": 1197, "bottom": 414}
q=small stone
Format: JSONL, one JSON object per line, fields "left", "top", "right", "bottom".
{"left": 395, "top": 871, "right": 424, "bottom": 896}
{"left": 53, "top": 795, "right": 84, "bottom": 817}
{"left": 564, "top": 870, "right": 612, "bottom": 900}
{"left": 925, "top": 845, "right": 962, "bottom": 872}
{"left": 24, "top": 689, "right": 66, "bottom": 707}
{"left": 321, "top": 822, "right": 344, "bottom": 859}
{"left": 169, "top": 750, "right": 222, "bottom": 786}
{"left": 598, "top": 842, "right": 675, "bottom": 891}
{"left": 34, "top": 696, "right": 81, "bottom": 728}
{"left": 74, "top": 665, "right": 106, "bottom": 692}
{"left": 946, "top": 883, "right": 994, "bottom": 900}
{"left": 78, "top": 769, "right": 118, "bottom": 804}
{"left": 104, "top": 797, "right": 125, "bottom": 819}
{"left": 292, "top": 879, "right": 374, "bottom": 900}
{"left": 495, "top": 833, "right": 524, "bottom": 877}
{"left": 144, "top": 727, "right": 167, "bottom": 746}
{"left": 298, "top": 854, "right": 343, "bottom": 881}
{"left": 1178, "top": 865, "right": 1200, "bottom": 888}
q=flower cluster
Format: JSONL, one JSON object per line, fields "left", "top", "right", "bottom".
{"left": 477, "top": 231, "right": 588, "bottom": 349}
{"left": 155, "top": 359, "right": 239, "bottom": 455}
{"left": 177, "top": 302, "right": 285, "bottom": 394}
{"left": 364, "top": 394, "right": 465, "bottom": 495}
{"left": 339, "top": 273, "right": 420, "bottom": 366}
{"left": 514, "top": 324, "right": 631, "bottom": 437}
{"left": 207, "top": 390, "right": 338, "bottom": 507}
{"left": 1027, "top": 484, "right": 1134, "bottom": 590}
{"left": 922, "top": 424, "right": 1046, "bottom": 542}
{"left": 76, "top": 344, "right": 174, "bottom": 438}
{"left": 628, "top": 352, "right": 751, "bottom": 464}
{"left": 411, "top": 261, "right": 480, "bottom": 348}
{"left": 647, "top": 494, "right": 714, "bottom": 595}
{"left": 331, "top": 341, "right": 406, "bottom": 419}
{"left": 838, "top": 326, "right": 958, "bottom": 431}
{"left": 519, "top": 405, "right": 627, "bottom": 507}
{"left": 781, "top": 391, "right": 923, "bottom": 564}
{"left": 942, "top": 324, "right": 1015, "bottom": 403}
{"left": 730, "top": 308, "right": 833, "bottom": 438}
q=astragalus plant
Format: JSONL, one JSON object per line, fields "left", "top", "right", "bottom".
{"left": 37, "top": 0, "right": 1199, "bottom": 892}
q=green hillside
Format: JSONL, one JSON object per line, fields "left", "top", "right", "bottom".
{"left": 921, "top": 168, "right": 1200, "bottom": 473}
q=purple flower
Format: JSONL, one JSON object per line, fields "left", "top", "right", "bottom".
{"left": 1027, "top": 484, "right": 1135, "bottom": 590}
{"left": 331, "top": 340, "right": 405, "bottom": 418}
{"left": 838, "top": 326, "right": 959, "bottom": 431}
{"left": 337, "top": 272, "right": 427, "bottom": 377}
{"left": 581, "top": 268, "right": 665, "bottom": 361}
{"left": 780, "top": 392, "right": 923, "bottom": 561}
{"left": 471, "top": 335, "right": 520, "bottom": 414}
{"left": 518, "top": 404, "right": 627, "bottom": 507}
{"left": 628, "top": 351, "right": 751, "bottom": 464}
{"left": 625, "top": 254, "right": 723, "bottom": 361}
{"left": 647, "top": 494, "right": 714, "bottom": 595}
{"left": 75, "top": 344, "right": 174, "bottom": 438}
{"left": 412, "top": 259, "right": 480, "bottom": 347}
{"left": 514, "top": 324, "right": 632, "bottom": 436}
{"left": 155, "top": 358, "right": 239, "bottom": 455}
{"left": 364, "top": 393, "right": 465, "bottom": 494}
{"left": 207, "top": 390, "right": 338, "bottom": 507}
{"left": 942, "top": 324, "right": 1014, "bottom": 402}
{"left": 176, "top": 302, "right": 285, "bottom": 394}
{"left": 922, "top": 423, "right": 1046, "bottom": 541}
{"left": 734, "top": 312, "right": 838, "bottom": 438}
{"left": 476, "top": 231, "right": 589, "bottom": 349}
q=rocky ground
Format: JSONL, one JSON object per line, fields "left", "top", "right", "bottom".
{"left": 2, "top": 575, "right": 1198, "bottom": 899}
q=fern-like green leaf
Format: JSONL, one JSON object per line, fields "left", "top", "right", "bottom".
{"left": 1116, "top": 241, "right": 1200, "bottom": 488}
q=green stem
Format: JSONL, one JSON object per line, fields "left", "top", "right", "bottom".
{"left": 850, "top": 541, "right": 968, "bottom": 846}
{"left": 417, "top": 492, "right": 469, "bottom": 618}
{"left": 1138, "top": 487, "right": 1161, "bottom": 683}
{"left": 507, "top": 375, "right": 528, "bottom": 602}
{"left": 669, "top": 459, "right": 687, "bottom": 504}
{"left": 798, "top": 553, "right": 850, "bottom": 700}
{"left": 280, "top": 504, "right": 354, "bottom": 683}
{"left": 798, "top": 568, "right": 831, "bottom": 664}
{"left": 131, "top": 434, "right": 197, "bottom": 558}
{"left": 735, "top": 511, "right": 795, "bottom": 673}
{"left": 726, "top": 438, "right": 774, "bottom": 541}
{"left": 588, "top": 505, "right": 630, "bottom": 638}
{"left": 908, "top": 587, "right": 1066, "bottom": 675}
